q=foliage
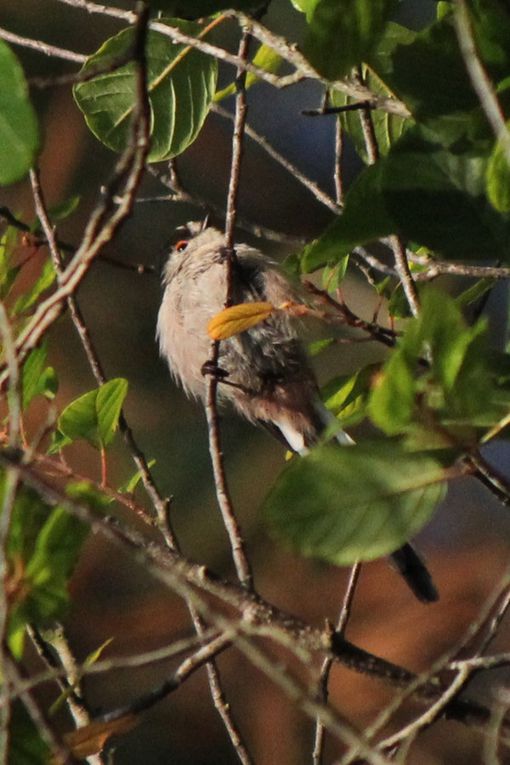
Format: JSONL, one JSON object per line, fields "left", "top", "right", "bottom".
{"left": 1, "top": 0, "right": 510, "bottom": 761}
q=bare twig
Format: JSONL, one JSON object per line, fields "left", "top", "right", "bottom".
{"left": 51, "top": 0, "right": 410, "bottom": 114}
{"left": 97, "top": 631, "right": 235, "bottom": 721}
{"left": 341, "top": 566, "right": 510, "bottom": 764}
{"left": 0, "top": 471, "right": 19, "bottom": 765}
{"left": 213, "top": 104, "right": 341, "bottom": 214}
{"left": 233, "top": 11, "right": 410, "bottom": 116}
{"left": 390, "top": 234, "right": 421, "bottom": 317}
{"left": 200, "top": 33, "right": 255, "bottom": 762}
{"left": 147, "top": 165, "right": 305, "bottom": 245}
{"left": 204, "top": 29, "right": 254, "bottom": 591}
{"left": 304, "top": 281, "right": 398, "bottom": 347}
{"left": 0, "top": 304, "right": 21, "bottom": 448}
{"left": 454, "top": 0, "right": 510, "bottom": 168}
{"left": 0, "top": 8, "right": 151, "bottom": 388}
{"left": 28, "top": 625, "right": 104, "bottom": 765}
{"left": 354, "top": 71, "right": 420, "bottom": 317}
{"left": 0, "top": 25, "right": 86, "bottom": 62}
{"left": 313, "top": 563, "right": 362, "bottom": 765}
{"left": 3, "top": 630, "right": 217, "bottom": 704}
{"left": 334, "top": 116, "right": 345, "bottom": 205}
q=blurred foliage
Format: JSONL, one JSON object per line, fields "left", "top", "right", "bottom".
{"left": 1, "top": 0, "right": 510, "bottom": 761}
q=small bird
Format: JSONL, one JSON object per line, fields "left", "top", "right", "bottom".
{"left": 157, "top": 221, "right": 438, "bottom": 603}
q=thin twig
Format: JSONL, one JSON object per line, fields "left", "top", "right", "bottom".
{"left": 354, "top": 69, "right": 420, "bottom": 317}
{"left": 454, "top": 0, "right": 510, "bottom": 168}
{"left": 0, "top": 470, "right": 19, "bottom": 765}
{"left": 27, "top": 625, "right": 104, "bottom": 765}
{"left": 97, "top": 631, "right": 235, "bottom": 721}
{"left": 147, "top": 165, "right": 305, "bottom": 245}
{"left": 199, "top": 34, "right": 255, "bottom": 763}
{"left": 0, "top": 7, "right": 151, "bottom": 387}
{"left": 0, "top": 304, "right": 21, "bottom": 448}
{"left": 212, "top": 104, "right": 341, "bottom": 214}
{"left": 204, "top": 30, "right": 254, "bottom": 591}
{"left": 341, "top": 566, "right": 510, "bottom": 764}
{"left": 3, "top": 630, "right": 219, "bottom": 705}
{"left": 390, "top": 235, "right": 421, "bottom": 317}
{"left": 51, "top": 0, "right": 410, "bottom": 114}
{"left": 304, "top": 282, "right": 398, "bottom": 347}
{"left": 334, "top": 116, "right": 345, "bottom": 205}
{"left": 0, "top": 25, "right": 86, "bottom": 62}
{"left": 313, "top": 563, "right": 362, "bottom": 765}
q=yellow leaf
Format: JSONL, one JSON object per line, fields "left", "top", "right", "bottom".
{"left": 207, "top": 302, "right": 274, "bottom": 340}
{"left": 214, "top": 44, "right": 282, "bottom": 101}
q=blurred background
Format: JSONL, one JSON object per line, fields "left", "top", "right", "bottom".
{"left": 2, "top": 0, "right": 510, "bottom": 762}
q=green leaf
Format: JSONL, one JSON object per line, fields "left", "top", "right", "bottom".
{"left": 437, "top": 1, "right": 454, "bottom": 20}
{"left": 307, "top": 337, "right": 336, "bottom": 357}
{"left": 9, "top": 702, "right": 49, "bottom": 765}
{"left": 387, "top": 284, "right": 413, "bottom": 319}
{"left": 369, "top": 353, "right": 415, "bottom": 434}
{"left": 3, "top": 484, "right": 88, "bottom": 657}
{"left": 367, "top": 288, "right": 506, "bottom": 440}
{"left": 24, "top": 506, "right": 88, "bottom": 619}
{"left": 264, "top": 443, "right": 446, "bottom": 564}
{"left": 0, "top": 226, "right": 21, "bottom": 299}
{"left": 215, "top": 43, "right": 282, "bottom": 101}
{"left": 322, "top": 364, "right": 379, "bottom": 427}
{"left": 58, "top": 378, "right": 128, "bottom": 449}
{"left": 6, "top": 484, "right": 52, "bottom": 563}
{"left": 47, "top": 430, "right": 73, "bottom": 455}
{"left": 48, "top": 194, "right": 81, "bottom": 222}
{"left": 14, "top": 257, "right": 56, "bottom": 315}
{"left": 0, "top": 40, "right": 39, "bottom": 185}
{"left": 21, "top": 343, "right": 58, "bottom": 409}
{"left": 303, "top": 0, "right": 398, "bottom": 80}
{"left": 96, "top": 378, "right": 128, "bottom": 445}
{"left": 486, "top": 131, "right": 510, "bottom": 212}
{"left": 380, "top": 9, "right": 510, "bottom": 146}
{"left": 74, "top": 19, "right": 218, "bottom": 161}
{"left": 455, "top": 277, "right": 496, "bottom": 308}
{"left": 381, "top": 129, "right": 510, "bottom": 260}
{"left": 120, "top": 459, "right": 156, "bottom": 494}
{"left": 330, "top": 125, "right": 510, "bottom": 261}
{"left": 301, "top": 162, "right": 392, "bottom": 264}
{"left": 321, "top": 256, "right": 350, "bottom": 291}
{"left": 299, "top": 228, "right": 350, "bottom": 274}
{"left": 386, "top": 19, "right": 478, "bottom": 121}
{"left": 66, "top": 480, "right": 111, "bottom": 510}
{"left": 330, "top": 24, "right": 415, "bottom": 162}
{"left": 289, "top": 0, "right": 317, "bottom": 11}
{"left": 83, "top": 637, "right": 114, "bottom": 668}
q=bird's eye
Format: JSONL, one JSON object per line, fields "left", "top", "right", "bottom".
{"left": 175, "top": 239, "right": 189, "bottom": 252}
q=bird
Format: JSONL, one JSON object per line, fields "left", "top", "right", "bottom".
{"left": 157, "top": 220, "right": 438, "bottom": 603}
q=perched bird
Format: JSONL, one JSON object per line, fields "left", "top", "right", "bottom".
{"left": 157, "top": 221, "right": 438, "bottom": 603}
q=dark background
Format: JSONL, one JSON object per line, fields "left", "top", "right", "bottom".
{"left": 2, "top": 1, "right": 510, "bottom": 762}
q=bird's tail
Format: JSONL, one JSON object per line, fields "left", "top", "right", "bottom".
{"left": 390, "top": 543, "right": 439, "bottom": 603}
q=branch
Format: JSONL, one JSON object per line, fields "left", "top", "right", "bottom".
{"left": 0, "top": 25, "right": 86, "bottom": 62}
{"left": 204, "top": 29, "right": 254, "bottom": 590}
{"left": 454, "top": 0, "right": 510, "bottom": 168}
{"left": 0, "top": 7, "right": 151, "bottom": 388}
{"left": 304, "top": 282, "right": 398, "bottom": 348}
{"left": 313, "top": 564, "right": 362, "bottom": 765}
{"left": 354, "top": 69, "right": 420, "bottom": 317}
{"left": 212, "top": 103, "right": 341, "bottom": 214}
